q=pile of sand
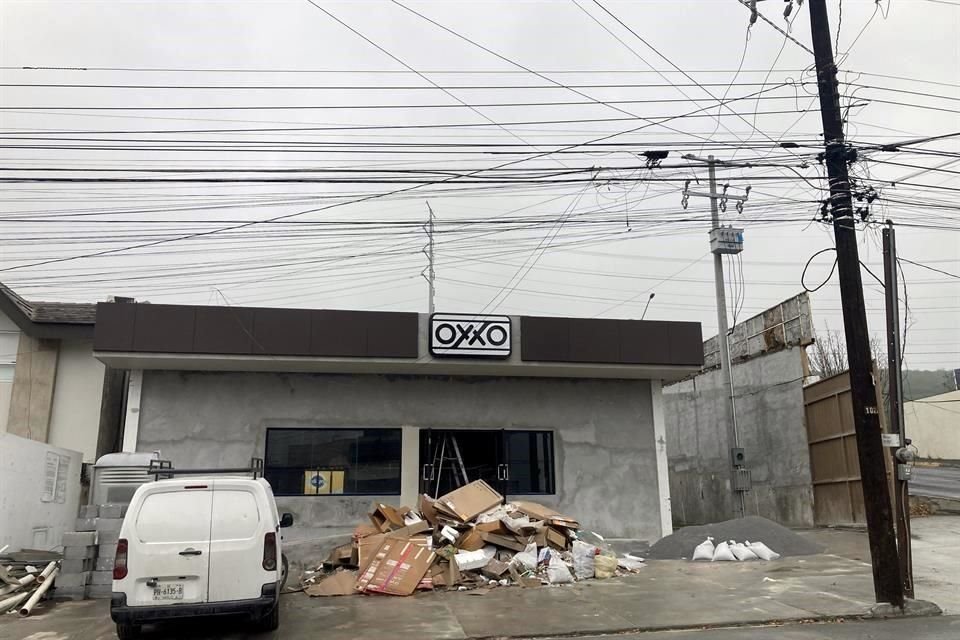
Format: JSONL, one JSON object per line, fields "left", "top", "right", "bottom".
{"left": 646, "top": 516, "right": 822, "bottom": 560}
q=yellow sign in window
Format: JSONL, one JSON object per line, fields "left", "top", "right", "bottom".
{"left": 303, "top": 470, "right": 345, "bottom": 495}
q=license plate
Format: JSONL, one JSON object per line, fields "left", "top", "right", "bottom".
{"left": 152, "top": 583, "right": 184, "bottom": 601}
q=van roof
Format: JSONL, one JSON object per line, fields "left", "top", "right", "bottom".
{"left": 147, "top": 476, "right": 270, "bottom": 488}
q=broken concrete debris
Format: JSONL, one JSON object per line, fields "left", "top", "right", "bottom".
{"left": 300, "top": 480, "right": 643, "bottom": 597}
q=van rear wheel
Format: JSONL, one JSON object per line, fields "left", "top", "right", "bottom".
{"left": 116, "top": 623, "right": 141, "bottom": 640}
{"left": 255, "top": 603, "right": 280, "bottom": 632}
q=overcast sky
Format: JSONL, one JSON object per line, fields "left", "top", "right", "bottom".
{"left": 0, "top": 0, "right": 957, "bottom": 371}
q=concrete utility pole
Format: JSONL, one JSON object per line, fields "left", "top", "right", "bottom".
{"left": 807, "top": 0, "right": 905, "bottom": 607}
{"left": 425, "top": 202, "right": 436, "bottom": 315}
{"left": 883, "top": 220, "right": 914, "bottom": 598}
{"left": 682, "top": 154, "right": 748, "bottom": 519}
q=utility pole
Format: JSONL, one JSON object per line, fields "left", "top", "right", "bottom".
{"left": 682, "top": 154, "right": 749, "bottom": 519}
{"left": 424, "top": 202, "right": 436, "bottom": 315}
{"left": 807, "top": 0, "right": 905, "bottom": 607}
{"left": 883, "top": 220, "right": 914, "bottom": 598}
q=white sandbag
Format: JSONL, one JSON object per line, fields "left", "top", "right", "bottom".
{"left": 547, "top": 555, "right": 575, "bottom": 584}
{"left": 747, "top": 541, "right": 781, "bottom": 561}
{"left": 692, "top": 536, "right": 715, "bottom": 561}
{"left": 455, "top": 545, "right": 497, "bottom": 571}
{"left": 711, "top": 540, "right": 736, "bottom": 562}
{"left": 511, "top": 543, "right": 539, "bottom": 571}
{"left": 594, "top": 554, "right": 618, "bottom": 579}
{"left": 731, "top": 542, "right": 759, "bottom": 561}
{"left": 572, "top": 540, "right": 597, "bottom": 580}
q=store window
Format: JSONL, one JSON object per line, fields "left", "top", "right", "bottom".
{"left": 265, "top": 428, "right": 402, "bottom": 496}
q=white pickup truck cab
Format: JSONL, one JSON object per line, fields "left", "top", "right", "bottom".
{"left": 109, "top": 476, "right": 293, "bottom": 639}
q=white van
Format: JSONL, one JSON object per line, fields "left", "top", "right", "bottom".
{"left": 109, "top": 476, "right": 293, "bottom": 639}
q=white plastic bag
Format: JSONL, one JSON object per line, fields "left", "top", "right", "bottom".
{"left": 511, "top": 543, "right": 538, "bottom": 571}
{"left": 712, "top": 541, "right": 736, "bottom": 562}
{"left": 547, "top": 555, "right": 574, "bottom": 584}
{"left": 731, "top": 542, "right": 759, "bottom": 561}
{"left": 692, "top": 536, "right": 715, "bottom": 561}
{"left": 572, "top": 540, "right": 597, "bottom": 579}
{"left": 617, "top": 555, "right": 645, "bottom": 572}
{"left": 455, "top": 545, "right": 496, "bottom": 571}
{"left": 747, "top": 541, "right": 781, "bottom": 561}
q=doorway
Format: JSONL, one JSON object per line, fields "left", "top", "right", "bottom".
{"left": 418, "top": 429, "right": 555, "bottom": 499}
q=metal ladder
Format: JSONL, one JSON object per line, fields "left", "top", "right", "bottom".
{"left": 427, "top": 433, "right": 469, "bottom": 496}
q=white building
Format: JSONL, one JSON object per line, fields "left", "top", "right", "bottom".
{"left": 0, "top": 284, "right": 122, "bottom": 463}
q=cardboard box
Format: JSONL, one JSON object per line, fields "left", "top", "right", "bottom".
{"left": 417, "top": 494, "right": 439, "bottom": 526}
{"left": 369, "top": 503, "right": 407, "bottom": 532}
{"left": 475, "top": 520, "right": 510, "bottom": 535}
{"left": 353, "top": 524, "right": 380, "bottom": 540}
{"left": 434, "top": 480, "right": 503, "bottom": 523}
{"left": 389, "top": 520, "right": 432, "bottom": 539}
{"left": 478, "top": 531, "right": 528, "bottom": 552}
{"left": 358, "top": 534, "right": 387, "bottom": 575}
{"left": 355, "top": 536, "right": 437, "bottom": 596}
{"left": 480, "top": 559, "right": 510, "bottom": 579}
{"left": 513, "top": 501, "right": 579, "bottom": 529}
{"left": 305, "top": 570, "right": 358, "bottom": 597}
{"left": 544, "top": 526, "right": 568, "bottom": 551}
{"left": 324, "top": 543, "right": 356, "bottom": 567}
{"left": 456, "top": 528, "right": 485, "bottom": 552}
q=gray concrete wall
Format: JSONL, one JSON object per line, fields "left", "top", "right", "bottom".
{"left": 135, "top": 371, "right": 662, "bottom": 541}
{"left": 664, "top": 346, "right": 814, "bottom": 527}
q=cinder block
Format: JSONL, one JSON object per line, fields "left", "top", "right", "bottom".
{"left": 87, "top": 584, "right": 113, "bottom": 599}
{"left": 97, "top": 530, "right": 120, "bottom": 545}
{"left": 55, "top": 571, "right": 90, "bottom": 588}
{"left": 95, "top": 556, "right": 115, "bottom": 572}
{"left": 98, "top": 543, "right": 117, "bottom": 560}
{"left": 61, "top": 558, "right": 94, "bottom": 574}
{"left": 98, "top": 504, "right": 128, "bottom": 519}
{"left": 96, "top": 518, "right": 123, "bottom": 534}
{"left": 62, "top": 531, "right": 97, "bottom": 547}
{"left": 63, "top": 545, "right": 96, "bottom": 560}
{"left": 78, "top": 504, "right": 98, "bottom": 519}
{"left": 54, "top": 585, "right": 88, "bottom": 601}
{"left": 75, "top": 517, "right": 97, "bottom": 532}
{"left": 89, "top": 571, "right": 113, "bottom": 586}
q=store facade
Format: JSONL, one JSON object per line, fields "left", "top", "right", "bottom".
{"left": 94, "top": 303, "right": 702, "bottom": 542}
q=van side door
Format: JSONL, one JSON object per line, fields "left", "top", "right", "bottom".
{"left": 207, "top": 479, "right": 272, "bottom": 602}
{"left": 125, "top": 486, "right": 212, "bottom": 606}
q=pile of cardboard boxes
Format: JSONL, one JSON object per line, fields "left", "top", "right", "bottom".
{"left": 302, "top": 479, "right": 642, "bottom": 597}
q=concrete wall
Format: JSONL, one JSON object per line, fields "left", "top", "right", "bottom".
{"left": 47, "top": 339, "right": 106, "bottom": 462}
{"left": 134, "top": 371, "right": 663, "bottom": 541}
{"left": 906, "top": 390, "right": 960, "bottom": 461}
{"left": 0, "top": 432, "right": 82, "bottom": 552}
{"left": 664, "top": 346, "right": 814, "bottom": 527}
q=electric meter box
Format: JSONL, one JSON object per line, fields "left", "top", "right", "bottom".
{"left": 710, "top": 227, "right": 744, "bottom": 255}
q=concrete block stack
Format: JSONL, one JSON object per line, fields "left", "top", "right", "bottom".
{"left": 57, "top": 532, "right": 96, "bottom": 600}
{"left": 89, "top": 504, "right": 126, "bottom": 599}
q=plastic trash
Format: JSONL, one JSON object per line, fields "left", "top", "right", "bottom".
{"left": 440, "top": 525, "right": 460, "bottom": 544}
{"left": 572, "top": 540, "right": 597, "bottom": 580}
{"left": 512, "top": 543, "right": 538, "bottom": 571}
{"left": 594, "top": 554, "right": 617, "bottom": 579}
{"left": 747, "top": 541, "right": 781, "bottom": 561}
{"left": 547, "top": 555, "right": 574, "bottom": 584}
{"left": 617, "top": 556, "right": 645, "bottom": 571}
{"left": 692, "top": 536, "right": 715, "bottom": 561}
{"left": 455, "top": 545, "right": 497, "bottom": 571}
{"left": 711, "top": 541, "right": 736, "bottom": 562}
{"left": 731, "top": 542, "right": 759, "bottom": 561}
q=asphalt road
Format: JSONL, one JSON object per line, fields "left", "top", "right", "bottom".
{"left": 911, "top": 466, "right": 960, "bottom": 500}
{"left": 570, "top": 616, "right": 960, "bottom": 640}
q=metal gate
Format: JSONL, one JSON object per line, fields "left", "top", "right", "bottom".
{"left": 803, "top": 372, "right": 867, "bottom": 526}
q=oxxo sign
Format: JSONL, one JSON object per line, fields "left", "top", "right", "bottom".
{"left": 430, "top": 314, "right": 511, "bottom": 358}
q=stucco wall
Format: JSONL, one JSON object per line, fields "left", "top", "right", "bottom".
{"left": 134, "top": 371, "right": 662, "bottom": 541}
{"left": 0, "top": 313, "right": 18, "bottom": 433}
{"left": 906, "top": 390, "right": 960, "bottom": 461}
{"left": 47, "top": 340, "right": 106, "bottom": 462}
{"left": 664, "top": 347, "right": 814, "bottom": 527}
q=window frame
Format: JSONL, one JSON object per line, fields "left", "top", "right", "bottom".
{"left": 264, "top": 427, "right": 403, "bottom": 497}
